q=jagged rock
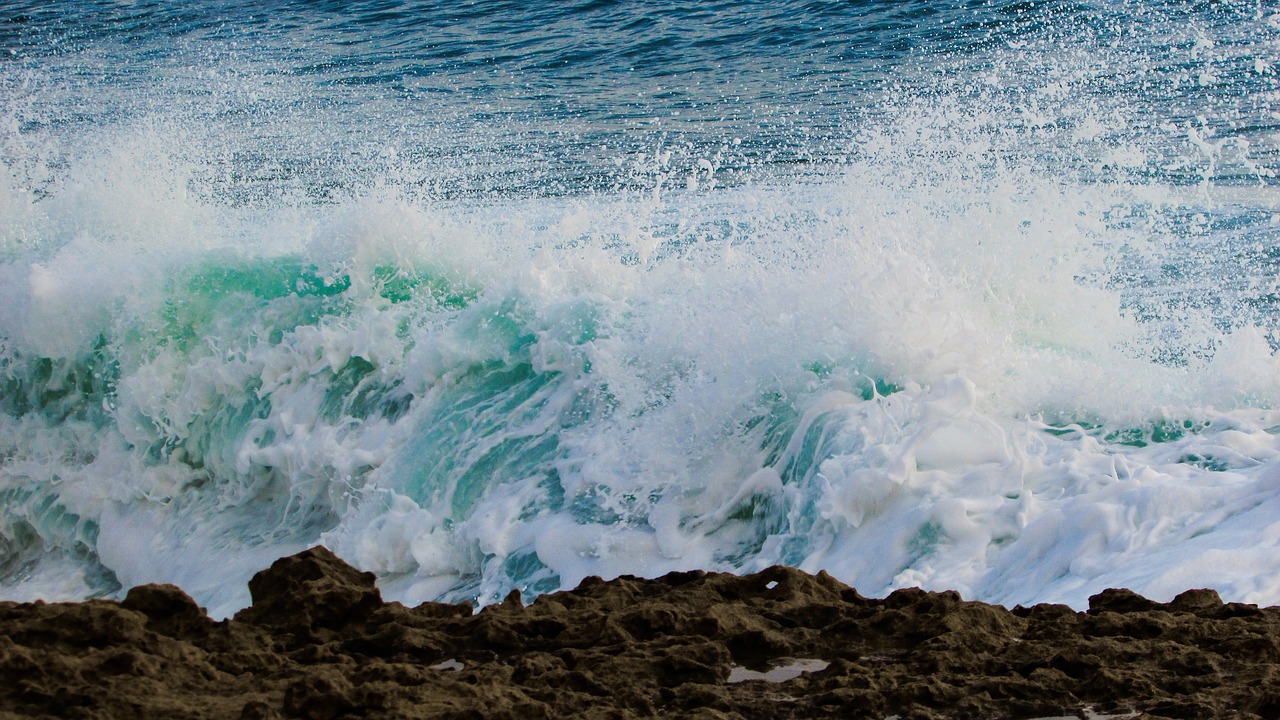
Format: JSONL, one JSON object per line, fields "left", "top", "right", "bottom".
{"left": 1088, "top": 588, "right": 1162, "bottom": 615}
{"left": 1169, "top": 588, "right": 1224, "bottom": 614}
{"left": 3, "top": 546, "right": 1280, "bottom": 719}
{"left": 234, "top": 546, "right": 383, "bottom": 637}
{"left": 122, "top": 583, "right": 212, "bottom": 638}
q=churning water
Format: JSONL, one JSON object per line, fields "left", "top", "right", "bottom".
{"left": 3, "top": 0, "right": 1280, "bottom": 617}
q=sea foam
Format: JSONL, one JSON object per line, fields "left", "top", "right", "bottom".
{"left": 3, "top": 0, "right": 1280, "bottom": 617}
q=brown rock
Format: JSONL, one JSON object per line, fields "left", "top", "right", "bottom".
{"left": 122, "top": 583, "right": 212, "bottom": 638}
{"left": 234, "top": 545, "right": 382, "bottom": 637}
{"left": 3, "top": 547, "right": 1280, "bottom": 719}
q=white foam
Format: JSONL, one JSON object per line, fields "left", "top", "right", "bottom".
{"left": 5, "top": 6, "right": 1280, "bottom": 616}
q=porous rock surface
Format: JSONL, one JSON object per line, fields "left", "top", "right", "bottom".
{"left": 2, "top": 546, "right": 1279, "bottom": 719}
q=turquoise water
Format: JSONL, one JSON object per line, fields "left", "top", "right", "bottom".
{"left": 3, "top": 1, "right": 1280, "bottom": 615}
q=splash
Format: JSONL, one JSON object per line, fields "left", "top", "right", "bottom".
{"left": 3, "top": 0, "right": 1280, "bottom": 616}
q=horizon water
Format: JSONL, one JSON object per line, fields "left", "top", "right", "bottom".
{"left": 3, "top": 0, "right": 1280, "bottom": 618}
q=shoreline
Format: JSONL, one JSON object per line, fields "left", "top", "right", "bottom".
{"left": 2, "top": 546, "right": 1275, "bottom": 719}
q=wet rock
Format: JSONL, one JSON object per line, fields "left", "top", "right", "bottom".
{"left": 122, "top": 583, "right": 212, "bottom": 638}
{"left": 616, "top": 606, "right": 678, "bottom": 639}
{"left": 281, "top": 667, "right": 357, "bottom": 720}
{"left": 237, "top": 698, "right": 282, "bottom": 720}
{"left": 653, "top": 641, "right": 731, "bottom": 685}
{"left": 1169, "top": 588, "right": 1224, "bottom": 613}
{"left": 726, "top": 627, "right": 792, "bottom": 663}
{"left": 1088, "top": 587, "right": 1162, "bottom": 614}
{"left": 3, "top": 549, "right": 1280, "bottom": 719}
{"left": 234, "top": 545, "right": 383, "bottom": 637}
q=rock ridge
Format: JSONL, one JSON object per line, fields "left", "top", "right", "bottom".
{"left": 2, "top": 546, "right": 1278, "bottom": 719}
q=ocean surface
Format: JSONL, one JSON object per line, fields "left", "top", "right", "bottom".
{"left": 2, "top": 0, "right": 1280, "bottom": 618}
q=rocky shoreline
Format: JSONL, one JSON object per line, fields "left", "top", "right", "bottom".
{"left": 2, "top": 546, "right": 1278, "bottom": 719}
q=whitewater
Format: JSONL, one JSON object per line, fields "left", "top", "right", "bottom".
{"left": 2, "top": 0, "right": 1280, "bottom": 619}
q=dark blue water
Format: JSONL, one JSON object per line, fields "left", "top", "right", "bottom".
{"left": 7, "top": 1, "right": 1273, "bottom": 199}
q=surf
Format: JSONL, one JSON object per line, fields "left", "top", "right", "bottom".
{"left": 2, "top": 0, "right": 1279, "bottom": 617}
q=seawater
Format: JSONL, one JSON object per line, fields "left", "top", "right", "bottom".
{"left": 2, "top": 0, "right": 1280, "bottom": 618}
